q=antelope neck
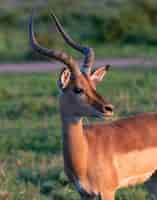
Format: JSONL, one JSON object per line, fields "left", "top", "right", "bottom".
{"left": 61, "top": 116, "right": 84, "bottom": 145}
{"left": 61, "top": 116, "right": 88, "bottom": 178}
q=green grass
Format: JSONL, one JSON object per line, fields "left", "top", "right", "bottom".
{"left": 0, "top": 68, "right": 157, "bottom": 199}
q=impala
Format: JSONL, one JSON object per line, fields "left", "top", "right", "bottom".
{"left": 29, "top": 11, "right": 157, "bottom": 200}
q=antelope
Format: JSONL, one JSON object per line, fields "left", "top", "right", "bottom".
{"left": 29, "top": 11, "right": 157, "bottom": 200}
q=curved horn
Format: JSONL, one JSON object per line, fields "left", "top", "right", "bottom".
{"left": 29, "top": 14, "right": 81, "bottom": 75}
{"left": 50, "top": 10, "right": 95, "bottom": 74}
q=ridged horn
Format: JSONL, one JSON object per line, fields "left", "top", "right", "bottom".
{"left": 29, "top": 13, "right": 81, "bottom": 75}
{"left": 50, "top": 10, "right": 95, "bottom": 74}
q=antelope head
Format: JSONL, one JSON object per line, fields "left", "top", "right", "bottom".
{"left": 29, "top": 11, "right": 114, "bottom": 120}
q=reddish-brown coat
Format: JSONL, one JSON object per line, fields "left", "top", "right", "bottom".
{"left": 85, "top": 112, "right": 157, "bottom": 154}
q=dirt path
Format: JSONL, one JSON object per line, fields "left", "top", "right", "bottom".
{"left": 0, "top": 58, "right": 157, "bottom": 73}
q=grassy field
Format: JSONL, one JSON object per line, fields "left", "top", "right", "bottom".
{"left": 0, "top": 68, "right": 157, "bottom": 200}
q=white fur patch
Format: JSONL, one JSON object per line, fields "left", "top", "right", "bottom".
{"left": 118, "top": 172, "right": 154, "bottom": 188}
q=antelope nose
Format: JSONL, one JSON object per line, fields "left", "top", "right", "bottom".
{"left": 104, "top": 104, "right": 114, "bottom": 116}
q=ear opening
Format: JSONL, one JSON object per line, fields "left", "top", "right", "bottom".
{"left": 91, "top": 65, "right": 110, "bottom": 84}
{"left": 58, "top": 68, "right": 71, "bottom": 90}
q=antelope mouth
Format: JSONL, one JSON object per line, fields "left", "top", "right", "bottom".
{"left": 95, "top": 110, "right": 114, "bottom": 119}
{"left": 93, "top": 105, "right": 114, "bottom": 119}
{"left": 104, "top": 110, "right": 114, "bottom": 117}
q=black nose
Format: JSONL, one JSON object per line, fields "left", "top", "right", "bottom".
{"left": 105, "top": 104, "right": 113, "bottom": 111}
{"left": 104, "top": 104, "right": 114, "bottom": 113}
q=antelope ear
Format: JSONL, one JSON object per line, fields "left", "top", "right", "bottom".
{"left": 58, "top": 68, "right": 71, "bottom": 89}
{"left": 91, "top": 65, "right": 110, "bottom": 83}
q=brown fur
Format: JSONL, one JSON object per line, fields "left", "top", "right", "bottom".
{"left": 61, "top": 112, "right": 157, "bottom": 200}
{"left": 59, "top": 71, "right": 157, "bottom": 200}
{"left": 85, "top": 112, "right": 157, "bottom": 153}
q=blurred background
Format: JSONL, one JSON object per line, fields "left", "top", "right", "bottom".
{"left": 0, "top": 1, "right": 157, "bottom": 200}
{"left": 0, "top": 0, "right": 157, "bottom": 62}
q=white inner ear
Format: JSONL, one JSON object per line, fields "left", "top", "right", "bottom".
{"left": 92, "top": 71, "right": 106, "bottom": 82}
{"left": 61, "top": 68, "right": 71, "bottom": 89}
{"left": 91, "top": 68, "right": 107, "bottom": 82}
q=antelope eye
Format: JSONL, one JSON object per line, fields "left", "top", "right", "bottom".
{"left": 73, "top": 87, "right": 84, "bottom": 94}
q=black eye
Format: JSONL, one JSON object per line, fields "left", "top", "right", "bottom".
{"left": 73, "top": 87, "right": 84, "bottom": 94}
